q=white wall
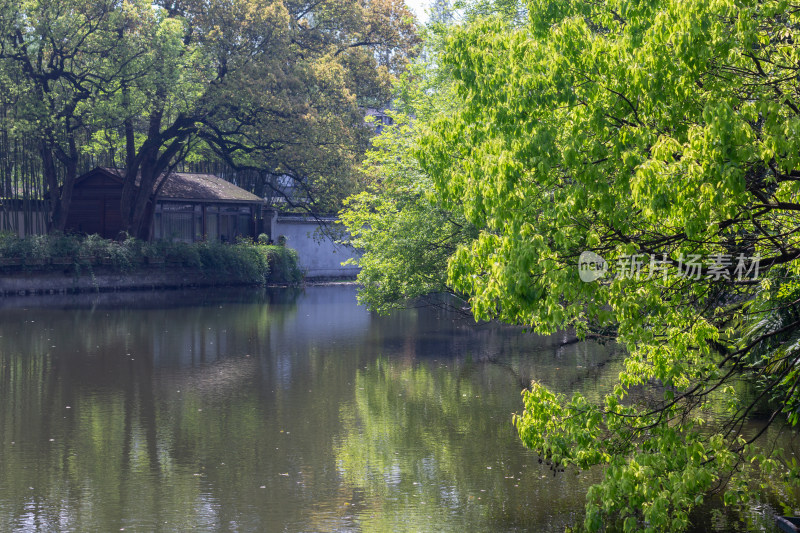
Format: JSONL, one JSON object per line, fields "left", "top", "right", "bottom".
{"left": 270, "top": 214, "right": 361, "bottom": 279}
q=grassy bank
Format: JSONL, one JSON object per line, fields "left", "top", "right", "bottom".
{"left": 0, "top": 233, "right": 303, "bottom": 285}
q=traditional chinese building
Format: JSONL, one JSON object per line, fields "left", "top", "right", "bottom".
{"left": 64, "top": 167, "right": 265, "bottom": 242}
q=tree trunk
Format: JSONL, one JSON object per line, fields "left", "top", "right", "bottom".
{"left": 41, "top": 144, "right": 61, "bottom": 233}
{"left": 120, "top": 108, "right": 193, "bottom": 240}
{"left": 121, "top": 108, "right": 167, "bottom": 239}
{"left": 130, "top": 160, "right": 159, "bottom": 240}
{"left": 42, "top": 136, "right": 80, "bottom": 233}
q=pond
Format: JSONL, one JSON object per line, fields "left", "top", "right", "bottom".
{"left": 0, "top": 285, "right": 786, "bottom": 532}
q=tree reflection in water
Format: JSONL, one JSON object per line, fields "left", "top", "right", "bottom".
{"left": 0, "top": 285, "right": 667, "bottom": 532}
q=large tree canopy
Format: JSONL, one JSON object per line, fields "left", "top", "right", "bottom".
{"left": 347, "top": 0, "right": 800, "bottom": 530}
{"left": 421, "top": 0, "right": 800, "bottom": 530}
{"left": 340, "top": 86, "right": 477, "bottom": 313}
{"left": 0, "top": 0, "right": 419, "bottom": 237}
{"left": 0, "top": 0, "right": 136, "bottom": 230}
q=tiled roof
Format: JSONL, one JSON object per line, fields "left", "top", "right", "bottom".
{"left": 158, "top": 172, "right": 263, "bottom": 203}
{"left": 102, "top": 168, "right": 263, "bottom": 203}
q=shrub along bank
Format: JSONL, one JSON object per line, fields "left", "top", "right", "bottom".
{"left": 0, "top": 233, "right": 303, "bottom": 287}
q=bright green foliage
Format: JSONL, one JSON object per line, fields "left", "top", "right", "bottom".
{"left": 340, "top": 25, "right": 478, "bottom": 313}
{"left": 340, "top": 111, "right": 476, "bottom": 313}
{"left": 409, "top": 0, "right": 800, "bottom": 530}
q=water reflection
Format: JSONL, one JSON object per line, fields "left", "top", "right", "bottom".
{"left": 0, "top": 285, "right": 741, "bottom": 532}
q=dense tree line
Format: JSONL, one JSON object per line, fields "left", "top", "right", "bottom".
{"left": 0, "top": 0, "right": 419, "bottom": 238}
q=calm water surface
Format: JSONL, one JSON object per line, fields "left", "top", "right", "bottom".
{"left": 0, "top": 286, "right": 784, "bottom": 532}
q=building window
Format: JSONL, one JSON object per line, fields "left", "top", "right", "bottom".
{"left": 205, "top": 206, "right": 219, "bottom": 241}
{"left": 156, "top": 203, "right": 194, "bottom": 242}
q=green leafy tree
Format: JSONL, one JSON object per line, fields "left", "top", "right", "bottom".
{"left": 340, "top": 7, "right": 485, "bottom": 313}
{"left": 404, "top": 0, "right": 800, "bottom": 530}
{"left": 340, "top": 0, "right": 538, "bottom": 314}
{"left": 340, "top": 110, "right": 477, "bottom": 313}
{"left": 0, "top": 0, "right": 141, "bottom": 231}
{"left": 0, "top": 0, "right": 420, "bottom": 237}
{"left": 105, "top": 0, "right": 420, "bottom": 237}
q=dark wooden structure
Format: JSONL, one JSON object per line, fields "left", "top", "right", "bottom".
{"left": 64, "top": 167, "right": 265, "bottom": 242}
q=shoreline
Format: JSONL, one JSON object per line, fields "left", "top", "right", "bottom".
{"left": 0, "top": 266, "right": 356, "bottom": 296}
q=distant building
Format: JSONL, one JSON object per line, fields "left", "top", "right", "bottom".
{"left": 64, "top": 167, "right": 265, "bottom": 242}
{"left": 364, "top": 107, "right": 394, "bottom": 135}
